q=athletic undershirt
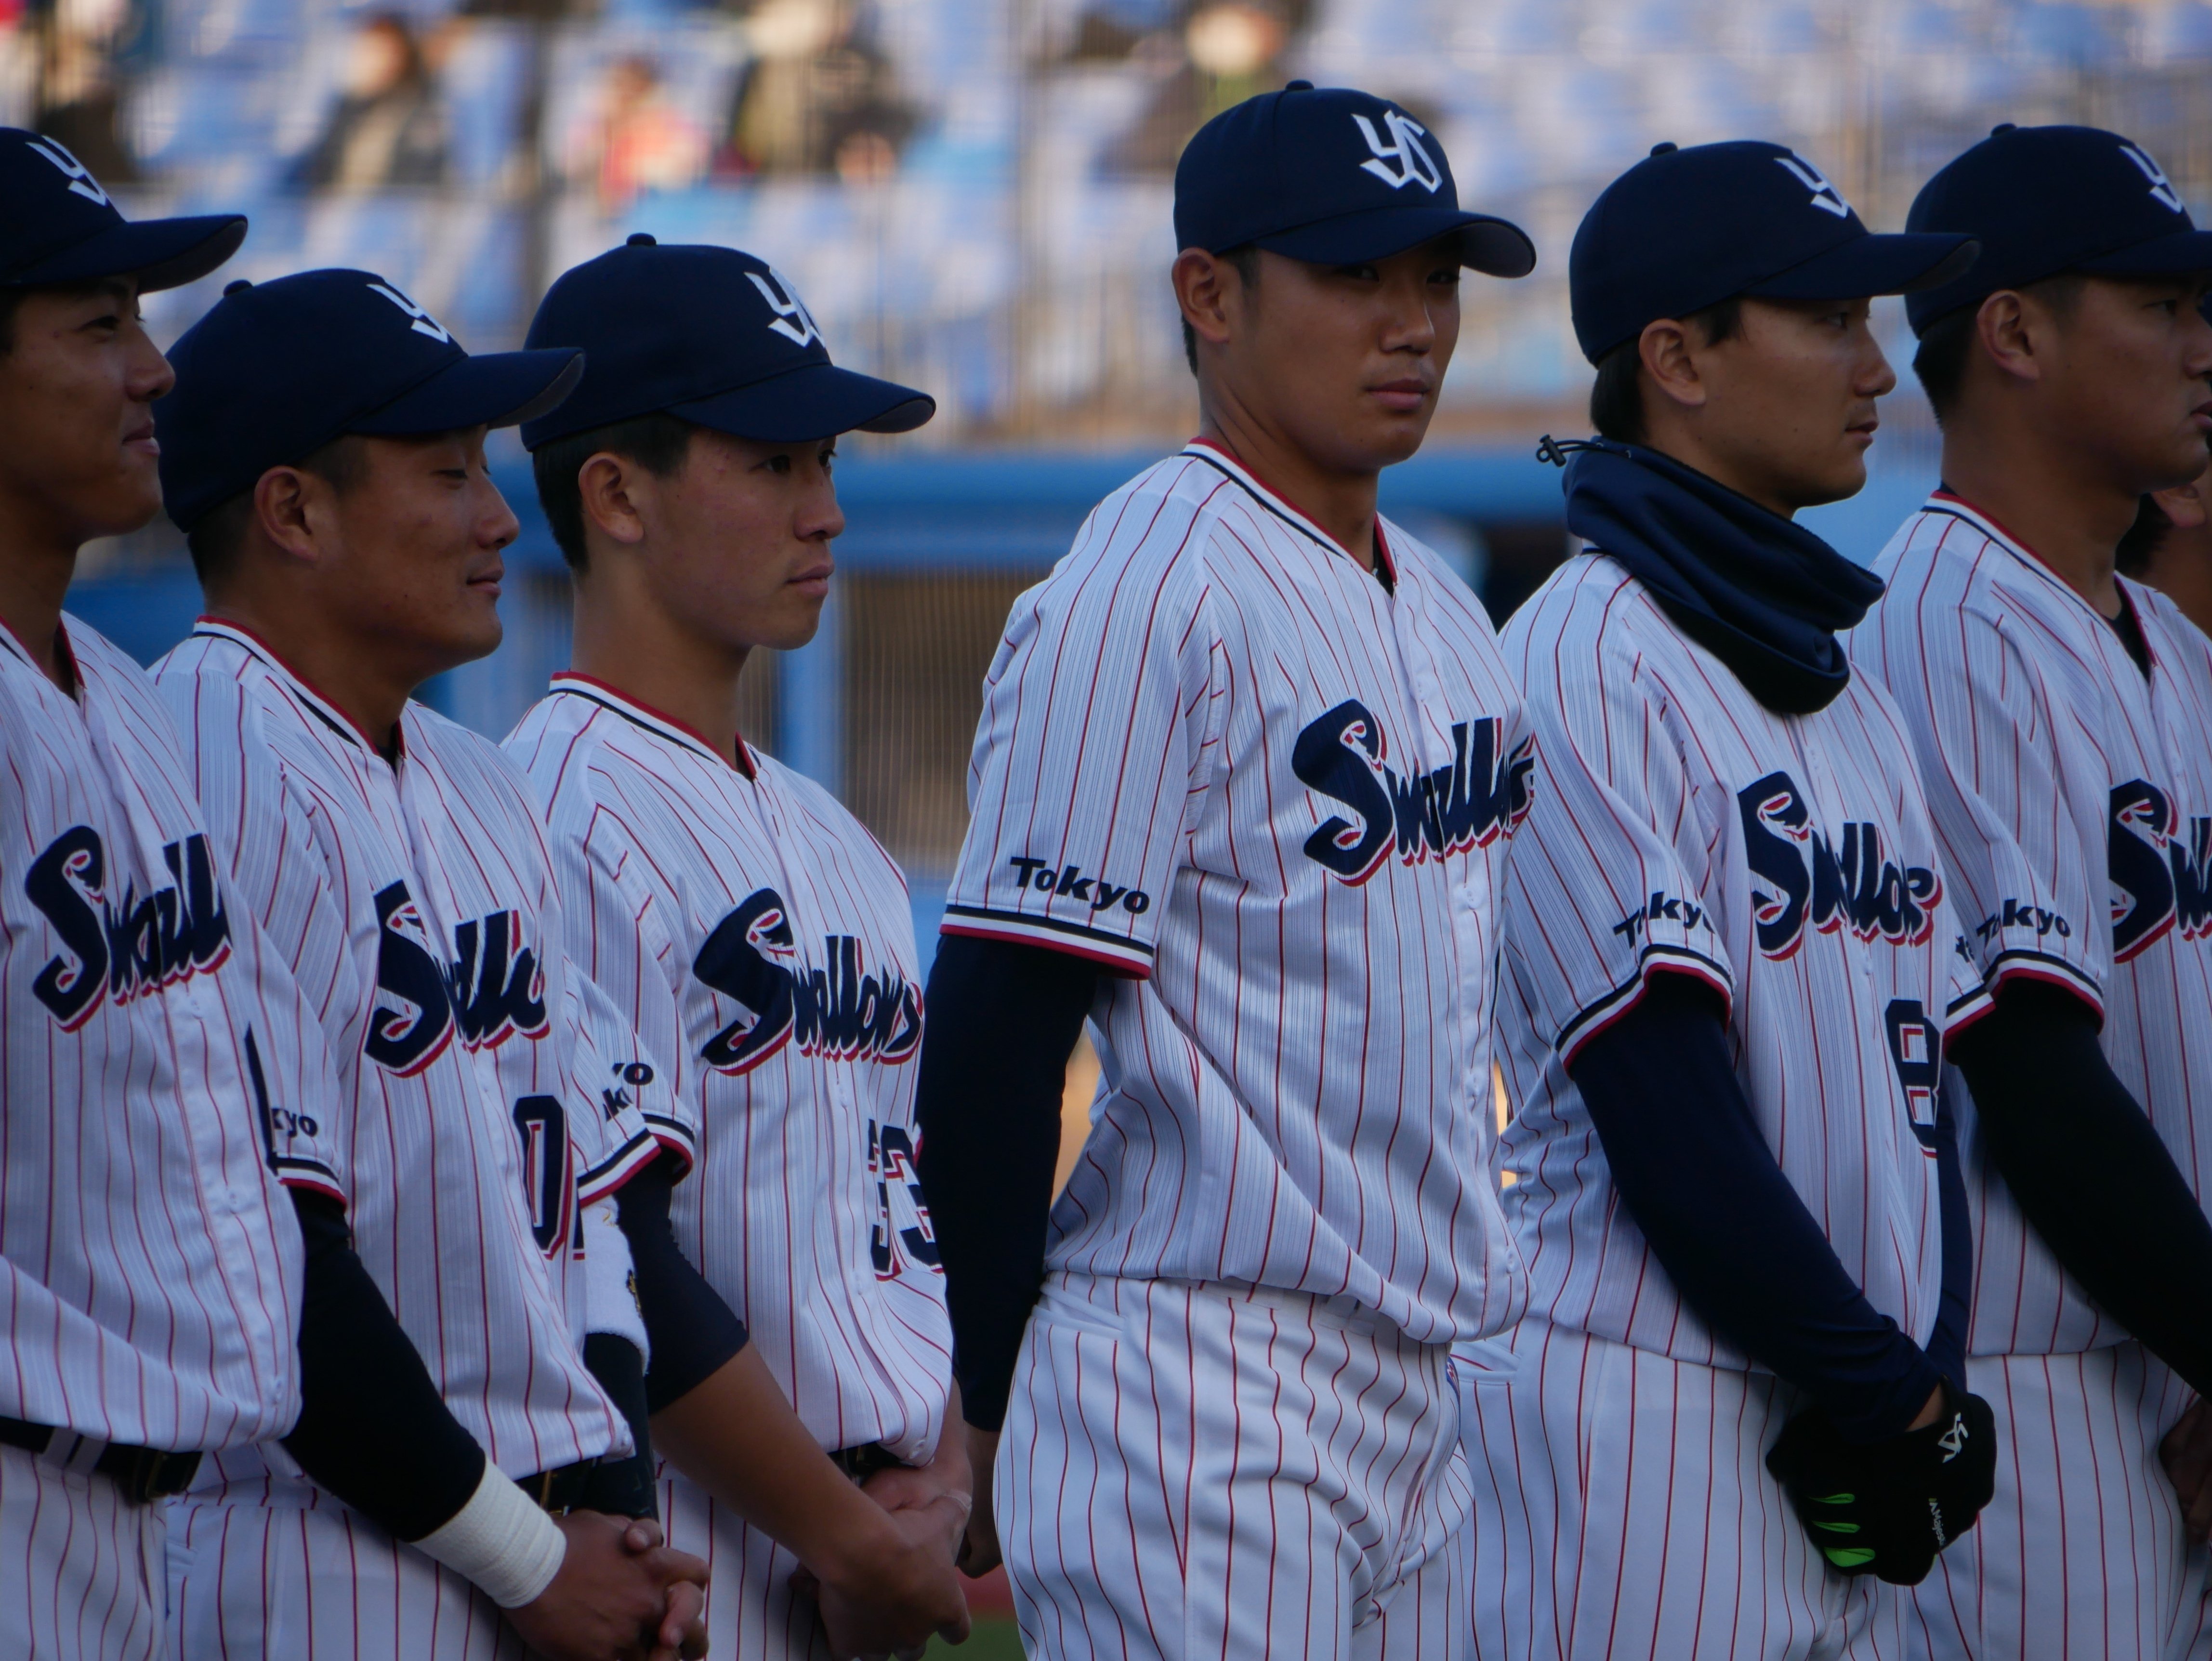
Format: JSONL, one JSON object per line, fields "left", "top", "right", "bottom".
{"left": 615, "top": 1159, "right": 751, "bottom": 1414}
{"left": 914, "top": 935, "right": 1095, "bottom": 1433}
{"left": 2108, "top": 589, "right": 2153, "bottom": 677}
{"left": 1949, "top": 979, "right": 2212, "bottom": 1398}
{"left": 1566, "top": 973, "right": 1960, "bottom": 1442}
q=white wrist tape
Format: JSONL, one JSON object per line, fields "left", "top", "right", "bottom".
{"left": 412, "top": 1463, "right": 567, "bottom": 1609}
{"left": 583, "top": 1197, "right": 650, "bottom": 1361}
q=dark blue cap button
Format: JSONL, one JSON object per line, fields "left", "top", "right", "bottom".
{"left": 627, "top": 232, "right": 656, "bottom": 247}
{"left": 1284, "top": 79, "right": 1312, "bottom": 91}
{"left": 224, "top": 278, "right": 252, "bottom": 296}
{"left": 1650, "top": 142, "right": 1678, "bottom": 156}
{"left": 1990, "top": 123, "right": 2016, "bottom": 135}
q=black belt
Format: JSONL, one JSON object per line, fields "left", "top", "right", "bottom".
{"left": 520, "top": 1457, "right": 605, "bottom": 1516}
{"left": 0, "top": 1414, "right": 202, "bottom": 1505}
{"left": 829, "top": 1442, "right": 903, "bottom": 1482}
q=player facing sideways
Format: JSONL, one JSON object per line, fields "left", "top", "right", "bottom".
{"left": 147, "top": 269, "right": 712, "bottom": 1661}
{"left": 2117, "top": 451, "right": 2212, "bottom": 638}
{"left": 1463, "top": 140, "right": 1999, "bottom": 1661}
{"left": 0, "top": 128, "right": 345, "bottom": 1661}
{"left": 506, "top": 236, "right": 973, "bottom": 1661}
{"left": 1848, "top": 125, "right": 2212, "bottom": 1661}
{"left": 913, "top": 82, "right": 1536, "bottom": 1661}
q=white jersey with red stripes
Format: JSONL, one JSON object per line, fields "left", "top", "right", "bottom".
{"left": 0, "top": 615, "right": 331, "bottom": 1449}
{"left": 152, "top": 620, "right": 679, "bottom": 1493}
{"left": 1492, "top": 551, "right": 1990, "bottom": 1367}
{"left": 939, "top": 440, "right": 1530, "bottom": 1348}
{"left": 1851, "top": 492, "right": 2212, "bottom": 1359}
{"left": 505, "top": 677, "right": 951, "bottom": 1463}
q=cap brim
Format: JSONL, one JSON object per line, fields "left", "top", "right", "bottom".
{"left": 352, "top": 348, "right": 584, "bottom": 436}
{"left": 9, "top": 214, "right": 246, "bottom": 294}
{"left": 1257, "top": 206, "right": 1537, "bottom": 277}
{"left": 670, "top": 360, "right": 937, "bottom": 442}
{"left": 1749, "top": 232, "right": 1980, "bottom": 301}
{"left": 2079, "top": 227, "right": 2212, "bottom": 278}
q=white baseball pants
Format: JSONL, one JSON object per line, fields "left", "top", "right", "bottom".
{"left": 0, "top": 1441, "right": 168, "bottom": 1661}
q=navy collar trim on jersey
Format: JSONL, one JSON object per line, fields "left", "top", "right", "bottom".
{"left": 1180, "top": 439, "right": 1398, "bottom": 588}
{"left": 191, "top": 617, "right": 404, "bottom": 758}
{"left": 1918, "top": 490, "right": 2159, "bottom": 666}
{"left": 548, "top": 672, "right": 756, "bottom": 777}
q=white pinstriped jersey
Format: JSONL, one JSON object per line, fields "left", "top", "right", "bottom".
{"left": 507, "top": 678, "right": 952, "bottom": 1461}
{"left": 0, "top": 617, "right": 336, "bottom": 1450}
{"left": 1494, "top": 553, "right": 1990, "bottom": 1368}
{"left": 940, "top": 441, "right": 1530, "bottom": 1348}
{"left": 153, "top": 621, "right": 684, "bottom": 1488}
{"left": 1852, "top": 494, "right": 2212, "bottom": 1358}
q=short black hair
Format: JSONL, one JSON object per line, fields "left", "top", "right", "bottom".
{"left": 185, "top": 433, "right": 370, "bottom": 590}
{"left": 1914, "top": 273, "right": 2085, "bottom": 425}
{"left": 530, "top": 410, "right": 697, "bottom": 572}
{"left": 1588, "top": 296, "right": 1743, "bottom": 444}
{"left": 1182, "top": 244, "right": 1262, "bottom": 376}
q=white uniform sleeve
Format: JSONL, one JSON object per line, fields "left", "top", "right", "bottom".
{"left": 943, "top": 527, "right": 1225, "bottom": 976}
{"left": 563, "top": 969, "right": 686, "bottom": 1202}
{"left": 1502, "top": 640, "right": 1734, "bottom": 1063}
{"left": 1881, "top": 606, "right": 2107, "bottom": 1013}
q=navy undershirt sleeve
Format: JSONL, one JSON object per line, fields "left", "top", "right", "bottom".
{"left": 1567, "top": 973, "right": 1944, "bottom": 1441}
{"left": 1949, "top": 979, "right": 2212, "bottom": 1398}
{"left": 1925, "top": 1076, "right": 1971, "bottom": 1386}
{"left": 915, "top": 935, "right": 1096, "bottom": 1434}
{"left": 614, "top": 1158, "right": 750, "bottom": 1415}
{"left": 284, "top": 1191, "right": 487, "bottom": 1541}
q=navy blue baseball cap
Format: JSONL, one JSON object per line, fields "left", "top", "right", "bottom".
{"left": 0, "top": 128, "right": 242, "bottom": 292}
{"left": 1905, "top": 125, "right": 2212, "bottom": 336}
{"left": 520, "top": 236, "right": 934, "bottom": 449}
{"left": 1571, "top": 140, "right": 1979, "bottom": 364}
{"left": 157, "top": 269, "right": 582, "bottom": 530}
{"left": 1173, "top": 82, "right": 1535, "bottom": 276}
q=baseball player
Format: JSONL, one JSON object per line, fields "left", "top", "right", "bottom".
{"left": 2117, "top": 459, "right": 2212, "bottom": 638}
{"left": 146, "top": 269, "right": 713, "bottom": 1661}
{"left": 506, "top": 237, "right": 974, "bottom": 1661}
{"left": 1464, "top": 140, "right": 1999, "bottom": 1661}
{"left": 1848, "top": 124, "right": 2212, "bottom": 1661}
{"left": 0, "top": 130, "right": 349, "bottom": 1661}
{"left": 911, "top": 82, "right": 1537, "bottom": 1661}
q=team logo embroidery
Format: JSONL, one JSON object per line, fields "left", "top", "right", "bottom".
{"left": 2120, "top": 142, "right": 2185, "bottom": 214}
{"left": 1773, "top": 154, "right": 1852, "bottom": 219}
{"left": 26, "top": 137, "right": 108, "bottom": 206}
{"left": 1293, "top": 701, "right": 1534, "bottom": 884}
{"left": 746, "top": 269, "right": 824, "bottom": 348}
{"left": 693, "top": 887, "right": 923, "bottom": 1073}
{"left": 445, "top": 910, "right": 549, "bottom": 1049}
{"left": 868, "top": 1121, "right": 941, "bottom": 1279}
{"left": 368, "top": 281, "right": 453, "bottom": 343}
{"left": 2108, "top": 779, "right": 2212, "bottom": 961}
{"left": 364, "top": 882, "right": 552, "bottom": 1075}
{"left": 24, "top": 828, "right": 232, "bottom": 1030}
{"left": 1738, "top": 772, "right": 1941, "bottom": 959}
{"left": 1352, "top": 110, "right": 1444, "bottom": 194}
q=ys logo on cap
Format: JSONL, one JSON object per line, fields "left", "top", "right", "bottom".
{"left": 2120, "top": 142, "right": 2185, "bottom": 215}
{"left": 26, "top": 138, "right": 108, "bottom": 207}
{"left": 1774, "top": 154, "right": 1851, "bottom": 219}
{"left": 746, "top": 268, "right": 823, "bottom": 349}
{"left": 368, "top": 281, "right": 453, "bottom": 344}
{"left": 1353, "top": 110, "right": 1443, "bottom": 194}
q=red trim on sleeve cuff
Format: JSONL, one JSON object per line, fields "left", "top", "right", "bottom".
{"left": 1556, "top": 950, "right": 1735, "bottom": 1067}
{"left": 939, "top": 916, "right": 1154, "bottom": 979}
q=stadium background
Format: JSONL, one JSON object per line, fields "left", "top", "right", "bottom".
{"left": 35, "top": 5, "right": 2212, "bottom": 1647}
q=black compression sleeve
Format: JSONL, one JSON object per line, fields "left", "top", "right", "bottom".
{"left": 914, "top": 935, "right": 1096, "bottom": 1433}
{"left": 1569, "top": 973, "right": 1943, "bottom": 1441}
{"left": 283, "top": 1191, "right": 487, "bottom": 1541}
{"left": 1926, "top": 1078, "right": 1972, "bottom": 1385}
{"left": 614, "top": 1160, "right": 750, "bottom": 1415}
{"left": 1950, "top": 979, "right": 2212, "bottom": 1397}
{"left": 579, "top": 1333, "right": 658, "bottom": 1519}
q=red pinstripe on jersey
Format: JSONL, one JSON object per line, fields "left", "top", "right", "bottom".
{"left": 941, "top": 443, "right": 1531, "bottom": 1350}
{"left": 1494, "top": 552, "right": 1987, "bottom": 1371}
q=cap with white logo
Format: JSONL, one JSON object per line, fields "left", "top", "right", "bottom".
{"left": 518, "top": 234, "right": 934, "bottom": 450}
{"left": 0, "top": 127, "right": 244, "bottom": 292}
{"left": 1570, "top": 139, "right": 1979, "bottom": 365}
{"left": 1904, "top": 124, "right": 2212, "bottom": 336}
{"left": 1173, "top": 82, "right": 1534, "bottom": 277}
{"left": 156, "top": 268, "right": 582, "bottom": 529}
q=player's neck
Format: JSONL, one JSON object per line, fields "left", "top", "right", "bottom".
{"left": 1938, "top": 417, "right": 2134, "bottom": 620}
{"left": 202, "top": 595, "right": 421, "bottom": 758}
{"left": 1196, "top": 408, "right": 1380, "bottom": 572}
{"left": 568, "top": 572, "right": 751, "bottom": 766}
{"left": 0, "top": 522, "right": 84, "bottom": 691}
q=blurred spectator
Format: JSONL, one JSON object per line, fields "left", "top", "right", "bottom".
{"left": 722, "top": 0, "right": 914, "bottom": 179}
{"left": 36, "top": 0, "right": 144, "bottom": 183}
{"left": 1104, "top": 1, "right": 1298, "bottom": 174}
{"left": 574, "top": 54, "right": 708, "bottom": 213}
{"left": 291, "top": 14, "right": 449, "bottom": 191}
{"left": 2118, "top": 465, "right": 2212, "bottom": 639}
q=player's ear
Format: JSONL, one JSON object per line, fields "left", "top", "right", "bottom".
{"left": 2153, "top": 471, "right": 2212, "bottom": 530}
{"left": 1637, "top": 317, "right": 1708, "bottom": 414}
{"left": 251, "top": 464, "right": 325, "bottom": 565}
{"left": 577, "top": 450, "right": 649, "bottom": 548}
{"left": 1173, "top": 249, "right": 1236, "bottom": 355}
{"left": 1972, "top": 290, "right": 2042, "bottom": 386}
